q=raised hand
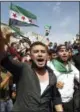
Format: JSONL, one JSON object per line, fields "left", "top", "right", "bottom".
{"left": 0, "top": 23, "right": 13, "bottom": 62}
{"left": 0, "top": 23, "right": 13, "bottom": 52}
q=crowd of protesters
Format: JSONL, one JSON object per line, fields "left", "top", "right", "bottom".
{"left": 0, "top": 23, "right": 80, "bottom": 112}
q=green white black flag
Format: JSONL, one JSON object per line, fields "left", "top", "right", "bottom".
{"left": 9, "top": 3, "right": 38, "bottom": 27}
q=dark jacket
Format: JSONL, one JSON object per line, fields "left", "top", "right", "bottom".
{"left": 72, "top": 53, "right": 80, "bottom": 71}
{"left": 1, "top": 55, "right": 62, "bottom": 112}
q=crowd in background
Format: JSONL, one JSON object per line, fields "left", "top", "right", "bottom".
{"left": 0, "top": 24, "right": 80, "bottom": 112}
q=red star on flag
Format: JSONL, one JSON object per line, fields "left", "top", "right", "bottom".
{"left": 13, "top": 13, "right": 17, "bottom": 18}
{"left": 21, "top": 16, "right": 25, "bottom": 20}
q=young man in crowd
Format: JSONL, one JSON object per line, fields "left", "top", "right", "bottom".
{"left": 48, "top": 45, "right": 80, "bottom": 112}
{"left": 47, "top": 49, "right": 57, "bottom": 61}
{"left": 0, "top": 24, "right": 63, "bottom": 112}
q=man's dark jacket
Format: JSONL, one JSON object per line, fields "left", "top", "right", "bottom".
{"left": 1, "top": 55, "right": 62, "bottom": 112}
{"left": 73, "top": 53, "right": 80, "bottom": 71}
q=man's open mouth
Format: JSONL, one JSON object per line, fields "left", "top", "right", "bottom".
{"left": 62, "top": 56, "right": 68, "bottom": 59}
{"left": 37, "top": 59, "right": 44, "bottom": 62}
{"left": 63, "top": 56, "right": 67, "bottom": 58}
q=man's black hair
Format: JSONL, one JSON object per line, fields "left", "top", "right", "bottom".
{"left": 48, "top": 49, "right": 57, "bottom": 55}
{"left": 56, "top": 44, "right": 68, "bottom": 52}
{"left": 30, "top": 41, "right": 48, "bottom": 51}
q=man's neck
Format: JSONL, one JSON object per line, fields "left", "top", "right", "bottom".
{"left": 63, "top": 61, "right": 68, "bottom": 66}
{"left": 35, "top": 67, "right": 49, "bottom": 82}
{"left": 35, "top": 67, "right": 47, "bottom": 76}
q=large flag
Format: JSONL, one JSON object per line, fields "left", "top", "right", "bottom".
{"left": 9, "top": 3, "right": 38, "bottom": 27}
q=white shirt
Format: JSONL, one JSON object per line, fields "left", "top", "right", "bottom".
{"left": 47, "top": 61, "right": 80, "bottom": 102}
{"left": 40, "top": 80, "right": 49, "bottom": 95}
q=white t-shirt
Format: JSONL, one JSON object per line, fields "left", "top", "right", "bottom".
{"left": 47, "top": 61, "right": 80, "bottom": 102}
{"left": 40, "top": 80, "right": 49, "bottom": 95}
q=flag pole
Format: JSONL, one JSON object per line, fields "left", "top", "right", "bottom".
{"left": 9, "top": 2, "right": 12, "bottom": 26}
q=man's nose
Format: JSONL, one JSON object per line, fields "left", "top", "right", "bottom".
{"left": 63, "top": 51, "right": 67, "bottom": 55}
{"left": 38, "top": 51, "right": 42, "bottom": 56}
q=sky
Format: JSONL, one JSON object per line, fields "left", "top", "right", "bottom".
{"left": 1, "top": 1, "right": 79, "bottom": 44}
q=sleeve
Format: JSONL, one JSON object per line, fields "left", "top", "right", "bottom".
{"left": 52, "top": 84, "right": 62, "bottom": 105}
{"left": 72, "top": 64, "right": 80, "bottom": 83}
{"left": 1, "top": 53, "right": 23, "bottom": 78}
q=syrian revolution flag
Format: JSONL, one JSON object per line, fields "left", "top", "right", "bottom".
{"left": 9, "top": 3, "right": 38, "bottom": 27}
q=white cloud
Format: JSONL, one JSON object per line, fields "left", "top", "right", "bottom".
{"left": 43, "top": 2, "right": 51, "bottom": 7}
{"left": 59, "top": 16, "right": 71, "bottom": 28}
{"left": 56, "top": 2, "right": 61, "bottom": 6}
{"left": 53, "top": 2, "right": 61, "bottom": 13}
{"left": 46, "top": 3, "right": 51, "bottom": 7}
